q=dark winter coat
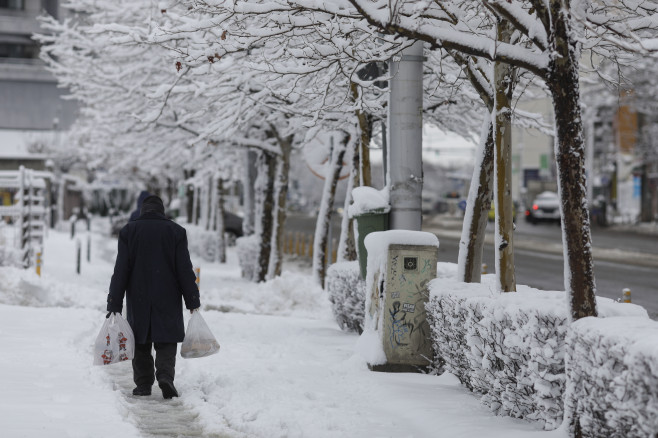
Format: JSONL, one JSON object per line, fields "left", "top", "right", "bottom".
{"left": 106, "top": 211, "right": 200, "bottom": 344}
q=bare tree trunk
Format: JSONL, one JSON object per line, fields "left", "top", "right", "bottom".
{"left": 267, "top": 131, "right": 292, "bottom": 279}
{"left": 185, "top": 169, "right": 195, "bottom": 223}
{"left": 205, "top": 174, "right": 213, "bottom": 231}
{"left": 216, "top": 178, "right": 226, "bottom": 264}
{"left": 548, "top": 0, "right": 597, "bottom": 321}
{"left": 337, "top": 141, "right": 358, "bottom": 262}
{"left": 493, "top": 19, "right": 516, "bottom": 292}
{"left": 200, "top": 181, "right": 207, "bottom": 229}
{"left": 313, "top": 134, "right": 348, "bottom": 287}
{"left": 192, "top": 186, "right": 199, "bottom": 225}
{"left": 209, "top": 174, "right": 218, "bottom": 231}
{"left": 243, "top": 150, "right": 257, "bottom": 235}
{"left": 350, "top": 81, "right": 372, "bottom": 187}
{"left": 256, "top": 151, "right": 277, "bottom": 283}
{"left": 457, "top": 117, "right": 494, "bottom": 283}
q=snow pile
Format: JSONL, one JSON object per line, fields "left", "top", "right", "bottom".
{"left": 427, "top": 272, "right": 648, "bottom": 430}
{"left": 564, "top": 317, "right": 658, "bottom": 437}
{"left": 201, "top": 270, "right": 329, "bottom": 319}
{"left": 0, "top": 265, "right": 102, "bottom": 309}
{"left": 235, "top": 234, "right": 260, "bottom": 281}
{"left": 325, "top": 261, "right": 365, "bottom": 333}
{"left": 347, "top": 186, "right": 390, "bottom": 218}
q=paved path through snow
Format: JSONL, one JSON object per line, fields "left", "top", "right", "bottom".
{"left": 104, "top": 365, "right": 228, "bottom": 438}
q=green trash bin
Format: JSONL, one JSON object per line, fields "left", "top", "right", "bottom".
{"left": 354, "top": 209, "right": 389, "bottom": 279}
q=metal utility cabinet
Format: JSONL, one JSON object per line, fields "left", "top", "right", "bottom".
{"left": 369, "top": 242, "right": 438, "bottom": 372}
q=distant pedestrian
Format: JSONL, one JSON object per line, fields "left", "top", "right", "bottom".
{"left": 106, "top": 195, "right": 200, "bottom": 399}
{"left": 129, "top": 191, "right": 151, "bottom": 222}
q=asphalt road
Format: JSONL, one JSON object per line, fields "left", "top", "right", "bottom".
{"left": 435, "top": 237, "right": 658, "bottom": 318}
{"left": 284, "top": 213, "right": 658, "bottom": 318}
{"left": 428, "top": 216, "right": 658, "bottom": 318}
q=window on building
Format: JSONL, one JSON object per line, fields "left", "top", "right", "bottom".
{"left": 0, "top": 0, "right": 25, "bottom": 10}
{"left": 0, "top": 43, "right": 38, "bottom": 59}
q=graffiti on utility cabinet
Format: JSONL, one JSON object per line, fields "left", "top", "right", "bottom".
{"left": 389, "top": 301, "right": 414, "bottom": 348}
{"left": 387, "top": 279, "right": 432, "bottom": 354}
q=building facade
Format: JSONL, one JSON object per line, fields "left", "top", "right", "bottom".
{"left": 0, "top": 0, "right": 77, "bottom": 132}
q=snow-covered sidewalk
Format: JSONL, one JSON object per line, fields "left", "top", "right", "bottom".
{"left": 0, "top": 222, "right": 568, "bottom": 437}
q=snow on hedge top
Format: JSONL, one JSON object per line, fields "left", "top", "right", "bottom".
{"left": 429, "top": 270, "right": 649, "bottom": 319}
{"left": 572, "top": 316, "right": 658, "bottom": 356}
{"left": 348, "top": 186, "right": 390, "bottom": 218}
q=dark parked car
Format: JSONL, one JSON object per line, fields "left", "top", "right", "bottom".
{"left": 222, "top": 211, "right": 244, "bottom": 246}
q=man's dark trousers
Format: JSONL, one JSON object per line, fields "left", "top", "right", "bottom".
{"left": 133, "top": 328, "right": 177, "bottom": 386}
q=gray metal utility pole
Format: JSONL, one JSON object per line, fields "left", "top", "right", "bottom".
{"left": 388, "top": 41, "right": 424, "bottom": 231}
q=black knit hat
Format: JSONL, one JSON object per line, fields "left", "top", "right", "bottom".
{"left": 140, "top": 195, "right": 165, "bottom": 216}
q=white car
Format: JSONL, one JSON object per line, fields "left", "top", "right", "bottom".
{"left": 525, "top": 191, "right": 561, "bottom": 224}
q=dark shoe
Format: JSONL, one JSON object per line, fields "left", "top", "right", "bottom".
{"left": 158, "top": 380, "right": 178, "bottom": 399}
{"left": 132, "top": 385, "right": 152, "bottom": 396}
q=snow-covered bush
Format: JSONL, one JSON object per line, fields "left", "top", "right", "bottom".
{"left": 0, "top": 244, "right": 21, "bottom": 268}
{"left": 564, "top": 317, "right": 658, "bottom": 438}
{"left": 236, "top": 235, "right": 260, "bottom": 281}
{"left": 184, "top": 223, "right": 233, "bottom": 263}
{"left": 0, "top": 223, "right": 21, "bottom": 268}
{"left": 325, "top": 261, "right": 365, "bottom": 333}
{"left": 427, "top": 274, "right": 649, "bottom": 430}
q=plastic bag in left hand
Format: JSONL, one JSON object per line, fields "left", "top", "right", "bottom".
{"left": 93, "top": 313, "right": 135, "bottom": 366}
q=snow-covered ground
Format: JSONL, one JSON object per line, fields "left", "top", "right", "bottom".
{"left": 0, "top": 220, "right": 569, "bottom": 437}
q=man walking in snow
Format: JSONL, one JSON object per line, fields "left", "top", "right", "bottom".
{"left": 106, "top": 195, "right": 200, "bottom": 399}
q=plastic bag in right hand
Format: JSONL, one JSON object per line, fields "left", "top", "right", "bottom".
{"left": 180, "top": 311, "right": 220, "bottom": 359}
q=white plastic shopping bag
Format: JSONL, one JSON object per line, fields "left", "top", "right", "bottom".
{"left": 93, "top": 313, "right": 135, "bottom": 365}
{"left": 181, "top": 311, "right": 220, "bottom": 359}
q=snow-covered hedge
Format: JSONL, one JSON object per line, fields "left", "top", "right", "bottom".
{"left": 564, "top": 317, "right": 658, "bottom": 437}
{"left": 0, "top": 223, "right": 21, "bottom": 268}
{"left": 236, "top": 235, "right": 259, "bottom": 281}
{"left": 325, "top": 261, "right": 365, "bottom": 333}
{"left": 0, "top": 244, "right": 21, "bottom": 267}
{"left": 427, "top": 273, "right": 648, "bottom": 430}
{"left": 184, "top": 224, "right": 223, "bottom": 262}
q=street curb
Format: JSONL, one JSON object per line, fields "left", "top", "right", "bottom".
{"left": 429, "top": 229, "right": 658, "bottom": 269}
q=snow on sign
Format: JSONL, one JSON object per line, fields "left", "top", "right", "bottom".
{"left": 303, "top": 131, "right": 350, "bottom": 180}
